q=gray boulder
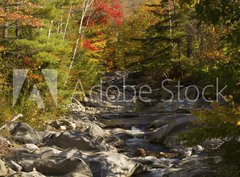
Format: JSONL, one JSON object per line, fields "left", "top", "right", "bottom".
{"left": 163, "top": 156, "right": 215, "bottom": 177}
{"left": 46, "top": 130, "right": 107, "bottom": 151}
{"left": 34, "top": 157, "right": 92, "bottom": 177}
{"left": 9, "top": 122, "right": 41, "bottom": 144}
{"left": 85, "top": 151, "right": 146, "bottom": 177}
{"left": 75, "top": 120, "right": 106, "bottom": 138}
{"left": 146, "top": 115, "right": 197, "bottom": 147}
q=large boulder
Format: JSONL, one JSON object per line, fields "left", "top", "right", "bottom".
{"left": 163, "top": 156, "right": 216, "bottom": 177}
{"left": 47, "top": 118, "right": 106, "bottom": 138}
{"left": 34, "top": 156, "right": 92, "bottom": 177}
{"left": 148, "top": 114, "right": 191, "bottom": 128}
{"left": 85, "top": 152, "right": 146, "bottom": 177}
{"left": 146, "top": 115, "right": 197, "bottom": 147}
{"left": 5, "top": 148, "right": 92, "bottom": 177}
{"left": 46, "top": 130, "right": 110, "bottom": 151}
{"left": 8, "top": 122, "right": 41, "bottom": 144}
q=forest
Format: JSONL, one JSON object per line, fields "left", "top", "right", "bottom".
{"left": 0, "top": 0, "right": 240, "bottom": 177}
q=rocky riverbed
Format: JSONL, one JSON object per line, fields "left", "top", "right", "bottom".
{"left": 0, "top": 72, "right": 216, "bottom": 177}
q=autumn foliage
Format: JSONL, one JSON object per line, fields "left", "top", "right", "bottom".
{"left": 0, "top": 1, "right": 42, "bottom": 27}
{"left": 90, "top": 0, "right": 123, "bottom": 26}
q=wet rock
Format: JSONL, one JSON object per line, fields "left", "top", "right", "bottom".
{"left": 132, "top": 156, "right": 178, "bottom": 169}
{"left": 8, "top": 122, "right": 41, "bottom": 144}
{"left": 180, "top": 148, "right": 193, "bottom": 157}
{"left": 193, "top": 145, "right": 204, "bottom": 154}
{"left": 159, "top": 152, "right": 178, "bottom": 159}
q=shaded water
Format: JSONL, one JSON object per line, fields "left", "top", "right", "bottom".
{"left": 101, "top": 111, "right": 174, "bottom": 153}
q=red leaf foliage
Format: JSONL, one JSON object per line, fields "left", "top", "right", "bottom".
{"left": 83, "top": 40, "right": 98, "bottom": 51}
{"left": 88, "top": 0, "right": 123, "bottom": 27}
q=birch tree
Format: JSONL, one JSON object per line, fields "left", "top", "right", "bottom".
{"left": 64, "top": 0, "right": 95, "bottom": 85}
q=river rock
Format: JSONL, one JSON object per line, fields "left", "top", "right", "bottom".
{"left": 8, "top": 160, "right": 23, "bottom": 172}
{"left": 8, "top": 122, "right": 41, "bottom": 144}
{"left": 23, "top": 144, "right": 39, "bottom": 152}
{"left": 132, "top": 156, "right": 178, "bottom": 169}
{"left": 163, "top": 156, "right": 215, "bottom": 177}
{"left": 85, "top": 151, "right": 146, "bottom": 177}
{"left": 49, "top": 120, "right": 76, "bottom": 131}
{"left": 75, "top": 120, "right": 106, "bottom": 138}
{"left": 34, "top": 156, "right": 92, "bottom": 177}
{"left": 45, "top": 130, "right": 109, "bottom": 151}
{"left": 148, "top": 114, "right": 193, "bottom": 128}
{"left": 68, "top": 103, "right": 86, "bottom": 112}
{"left": 146, "top": 115, "right": 197, "bottom": 148}
{"left": 36, "top": 147, "right": 62, "bottom": 158}
{"left": 5, "top": 150, "right": 39, "bottom": 163}
{"left": 105, "top": 136, "right": 125, "bottom": 148}
{"left": 19, "top": 160, "right": 34, "bottom": 172}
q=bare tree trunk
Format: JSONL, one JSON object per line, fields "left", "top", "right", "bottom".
{"left": 48, "top": 20, "right": 54, "bottom": 39}
{"left": 63, "top": 3, "right": 73, "bottom": 40}
{"left": 64, "top": 0, "right": 94, "bottom": 86}
{"left": 57, "top": 7, "right": 64, "bottom": 34}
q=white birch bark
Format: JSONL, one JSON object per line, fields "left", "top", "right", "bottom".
{"left": 63, "top": 2, "right": 73, "bottom": 39}
{"left": 64, "top": 0, "right": 94, "bottom": 86}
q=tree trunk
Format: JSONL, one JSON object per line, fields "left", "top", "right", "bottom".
{"left": 15, "top": 19, "right": 20, "bottom": 37}
{"left": 48, "top": 20, "right": 54, "bottom": 39}
{"left": 64, "top": 0, "right": 94, "bottom": 86}
{"left": 63, "top": 3, "right": 73, "bottom": 40}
